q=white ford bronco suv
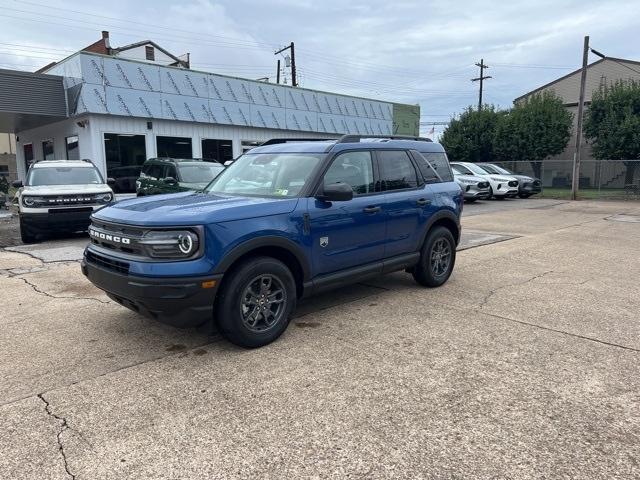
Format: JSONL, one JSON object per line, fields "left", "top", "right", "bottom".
{"left": 12, "top": 160, "right": 115, "bottom": 243}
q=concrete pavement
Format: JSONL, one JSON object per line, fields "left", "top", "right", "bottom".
{"left": 1, "top": 198, "right": 639, "bottom": 479}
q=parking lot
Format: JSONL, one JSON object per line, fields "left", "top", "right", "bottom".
{"left": 1, "top": 197, "right": 639, "bottom": 479}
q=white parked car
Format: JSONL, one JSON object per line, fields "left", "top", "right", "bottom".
{"left": 450, "top": 164, "right": 491, "bottom": 202}
{"left": 450, "top": 162, "right": 519, "bottom": 199}
{"left": 12, "top": 160, "right": 115, "bottom": 243}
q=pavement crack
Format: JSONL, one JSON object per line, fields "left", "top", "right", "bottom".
{"left": 16, "top": 276, "right": 112, "bottom": 304}
{"left": 37, "top": 393, "right": 76, "bottom": 480}
{"left": 479, "top": 270, "right": 554, "bottom": 309}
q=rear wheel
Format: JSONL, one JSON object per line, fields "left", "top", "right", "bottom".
{"left": 19, "top": 218, "right": 37, "bottom": 244}
{"left": 412, "top": 226, "right": 456, "bottom": 288}
{"left": 216, "top": 256, "right": 296, "bottom": 348}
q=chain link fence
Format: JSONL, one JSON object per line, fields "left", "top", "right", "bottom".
{"left": 491, "top": 160, "right": 640, "bottom": 200}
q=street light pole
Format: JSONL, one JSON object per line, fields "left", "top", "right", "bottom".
{"left": 571, "top": 36, "right": 590, "bottom": 200}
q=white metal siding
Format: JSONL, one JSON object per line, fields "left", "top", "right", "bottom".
{"left": 15, "top": 114, "right": 334, "bottom": 179}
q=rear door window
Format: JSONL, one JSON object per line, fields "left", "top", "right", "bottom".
{"left": 377, "top": 150, "right": 419, "bottom": 191}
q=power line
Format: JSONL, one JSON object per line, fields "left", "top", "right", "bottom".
{"left": 9, "top": 1, "right": 278, "bottom": 50}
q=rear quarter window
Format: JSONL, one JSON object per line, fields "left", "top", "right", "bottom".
{"left": 419, "top": 152, "right": 454, "bottom": 182}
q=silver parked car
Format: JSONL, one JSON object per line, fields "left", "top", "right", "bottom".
{"left": 451, "top": 163, "right": 491, "bottom": 202}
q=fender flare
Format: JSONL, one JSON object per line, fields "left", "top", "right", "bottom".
{"left": 418, "top": 209, "right": 461, "bottom": 248}
{"left": 213, "top": 235, "right": 312, "bottom": 281}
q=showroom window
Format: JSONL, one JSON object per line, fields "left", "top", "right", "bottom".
{"left": 156, "top": 136, "right": 192, "bottom": 158}
{"left": 104, "top": 133, "right": 147, "bottom": 193}
{"left": 23, "top": 143, "right": 34, "bottom": 171}
{"left": 201, "top": 139, "right": 233, "bottom": 163}
{"left": 42, "top": 139, "right": 54, "bottom": 160}
{"left": 241, "top": 140, "right": 261, "bottom": 154}
{"left": 66, "top": 135, "right": 79, "bottom": 160}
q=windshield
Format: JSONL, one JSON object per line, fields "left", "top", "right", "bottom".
{"left": 451, "top": 164, "right": 474, "bottom": 176}
{"left": 27, "top": 166, "right": 103, "bottom": 186}
{"left": 492, "top": 165, "right": 513, "bottom": 175}
{"left": 205, "top": 153, "right": 324, "bottom": 197}
{"left": 479, "top": 164, "right": 500, "bottom": 174}
{"left": 178, "top": 163, "right": 224, "bottom": 183}
{"left": 464, "top": 163, "right": 491, "bottom": 176}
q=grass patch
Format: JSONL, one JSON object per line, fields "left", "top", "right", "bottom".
{"left": 541, "top": 187, "right": 640, "bottom": 200}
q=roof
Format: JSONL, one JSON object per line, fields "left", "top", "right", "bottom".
{"left": 113, "top": 40, "right": 188, "bottom": 68}
{"left": 32, "top": 160, "right": 95, "bottom": 167}
{"left": 249, "top": 138, "right": 445, "bottom": 155}
{"left": 514, "top": 57, "right": 640, "bottom": 102}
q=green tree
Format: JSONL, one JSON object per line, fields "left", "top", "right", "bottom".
{"left": 440, "top": 106, "right": 501, "bottom": 163}
{"left": 493, "top": 91, "right": 573, "bottom": 179}
{"left": 584, "top": 80, "right": 640, "bottom": 184}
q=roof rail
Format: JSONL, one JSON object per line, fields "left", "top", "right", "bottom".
{"left": 336, "top": 134, "right": 433, "bottom": 144}
{"left": 260, "top": 138, "right": 338, "bottom": 146}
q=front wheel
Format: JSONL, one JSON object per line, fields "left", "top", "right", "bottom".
{"left": 412, "top": 226, "right": 456, "bottom": 288}
{"left": 216, "top": 256, "right": 296, "bottom": 348}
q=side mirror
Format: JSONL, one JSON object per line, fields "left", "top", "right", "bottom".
{"left": 12, "top": 180, "right": 23, "bottom": 188}
{"left": 316, "top": 182, "right": 353, "bottom": 202}
{"left": 163, "top": 176, "right": 177, "bottom": 185}
{"left": 106, "top": 177, "right": 116, "bottom": 186}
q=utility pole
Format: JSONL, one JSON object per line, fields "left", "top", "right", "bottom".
{"left": 471, "top": 59, "right": 491, "bottom": 110}
{"left": 571, "top": 35, "right": 590, "bottom": 200}
{"left": 274, "top": 42, "right": 297, "bottom": 87}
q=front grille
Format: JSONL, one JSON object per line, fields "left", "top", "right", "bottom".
{"left": 89, "top": 219, "right": 146, "bottom": 256}
{"left": 41, "top": 194, "right": 98, "bottom": 206}
{"left": 478, "top": 181, "right": 489, "bottom": 188}
{"left": 86, "top": 250, "right": 130, "bottom": 275}
{"left": 508, "top": 180, "right": 518, "bottom": 187}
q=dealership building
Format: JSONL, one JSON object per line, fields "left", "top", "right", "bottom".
{"left": 0, "top": 32, "right": 419, "bottom": 192}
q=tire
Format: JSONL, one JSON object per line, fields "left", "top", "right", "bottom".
{"left": 488, "top": 186, "right": 494, "bottom": 199}
{"left": 216, "top": 256, "right": 296, "bottom": 348}
{"left": 518, "top": 193, "right": 531, "bottom": 199}
{"left": 412, "top": 226, "right": 456, "bottom": 288}
{"left": 19, "top": 218, "right": 37, "bottom": 244}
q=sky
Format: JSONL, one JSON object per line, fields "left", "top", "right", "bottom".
{"left": 1, "top": 0, "right": 639, "bottom": 137}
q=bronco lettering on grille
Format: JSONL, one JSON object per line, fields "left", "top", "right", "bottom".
{"left": 89, "top": 228, "right": 131, "bottom": 245}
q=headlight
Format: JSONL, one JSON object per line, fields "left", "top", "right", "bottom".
{"left": 96, "top": 192, "right": 113, "bottom": 203}
{"left": 139, "top": 230, "right": 200, "bottom": 259}
{"left": 22, "top": 196, "right": 37, "bottom": 207}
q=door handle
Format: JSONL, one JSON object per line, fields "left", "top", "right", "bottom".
{"left": 363, "top": 206, "right": 381, "bottom": 214}
{"left": 416, "top": 198, "right": 432, "bottom": 206}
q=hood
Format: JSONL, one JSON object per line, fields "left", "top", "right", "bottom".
{"left": 510, "top": 174, "right": 536, "bottom": 183}
{"left": 22, "top": 184, "right": 112, "bottom": 195}
{"left": 93, "top": 191, "right": 299, "bottom": 226}
{"left": 488, "top": 175, "right": 518, "bottom": 183}
{"left": 454, "top": 173, "right": 486, "bottom": 183}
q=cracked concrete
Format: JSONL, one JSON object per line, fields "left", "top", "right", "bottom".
{"left": 0, "top": 198, "right": 639, "bottom": 479}
{"left": 38, "top": 394, "right": 76, "bottom": 480}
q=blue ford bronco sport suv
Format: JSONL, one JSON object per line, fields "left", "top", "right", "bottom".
{"left": 82, "top": 135, "right": 463, "bottom": 348}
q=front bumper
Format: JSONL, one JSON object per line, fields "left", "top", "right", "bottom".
{"left": 20, "top": 208, "right": 94, "bottom": 233}
{"left": 463, "top": 185, "right": 491, "bottom": 200}
{"left": 81, "top": 254, "right": 222, "bottom": 328}
{"left": 520, "top": 182, "right": 542, "bottom": 195}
